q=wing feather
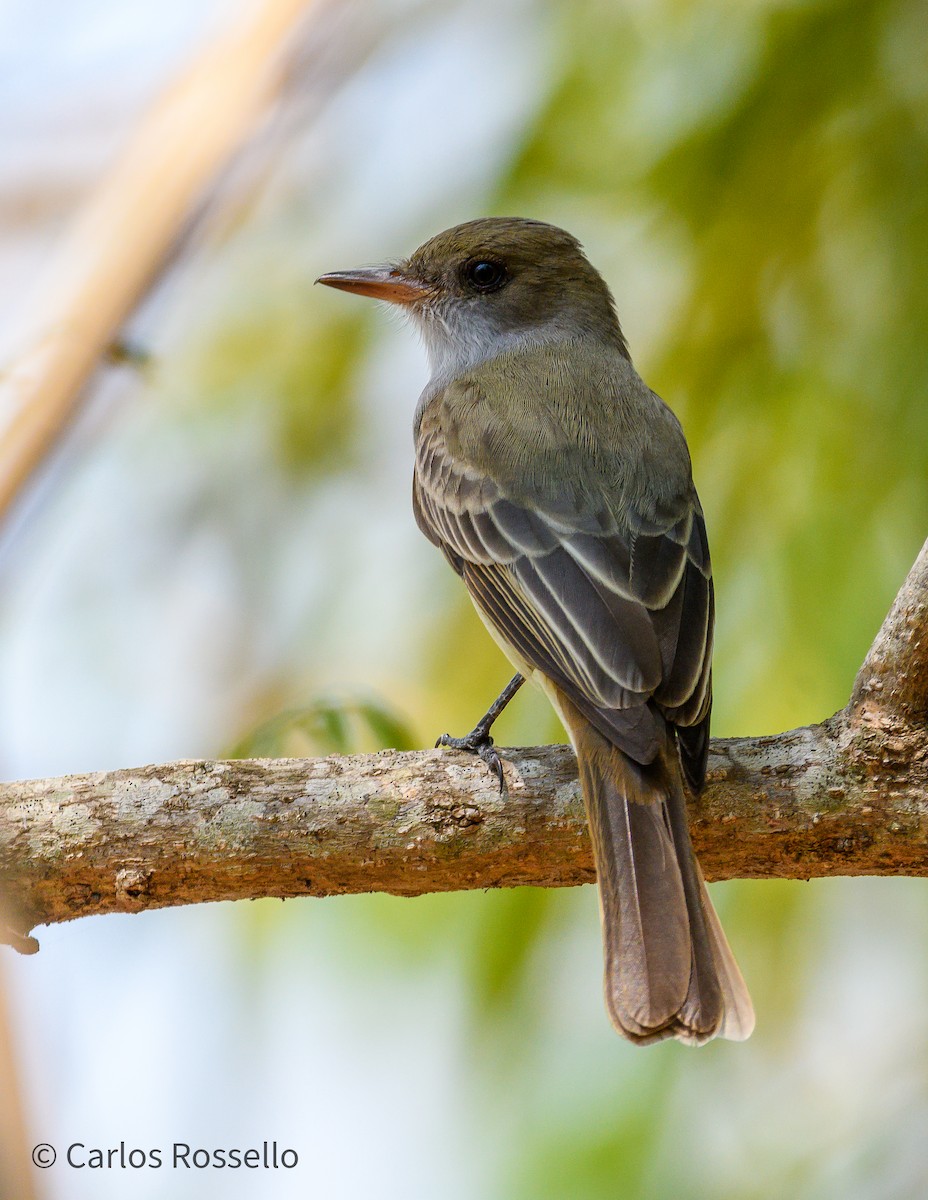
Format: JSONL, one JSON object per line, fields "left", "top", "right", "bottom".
{"left": 415, "top": 403, "right": 714, "bottom": 783}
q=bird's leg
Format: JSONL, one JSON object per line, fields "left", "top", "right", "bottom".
{"left": 435, "top": 674, "right": 525, "bottom": 788}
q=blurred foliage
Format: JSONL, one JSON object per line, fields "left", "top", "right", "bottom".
{"left": 227, "top": 691, "right": 416, "bottom": 757}
{"left": 175, "top": 273, "right": 373, "bottom": 476}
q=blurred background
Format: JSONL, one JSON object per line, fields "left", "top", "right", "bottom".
{"left": 1, "top": 0, "right": 927, "bottom": 1195}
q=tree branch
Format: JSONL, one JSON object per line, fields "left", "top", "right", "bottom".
{"left": 1, "top": 536, "right": 927, "bottom": 951}
{"left": 851, "top": 536, "right": 928, "bottom": 724}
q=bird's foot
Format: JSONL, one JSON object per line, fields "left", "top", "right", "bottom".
{"left": 435, "top": 726, "right": 504, "bottom": 790}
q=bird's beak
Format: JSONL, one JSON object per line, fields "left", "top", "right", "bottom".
{"left": 315, "top": 265, "right": 429, "bottom": 305}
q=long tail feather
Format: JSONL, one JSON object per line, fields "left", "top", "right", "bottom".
{"left": 566, "top": 701, "right": 754, "bottom": 1045}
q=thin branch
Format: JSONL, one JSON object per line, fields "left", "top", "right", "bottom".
{"left": 0, "top": 967, "right": 37, "bottom": 1199}
{"left": 1, "top": 535, "right": 927, "bottom": 951}
{"left": 0, "top": 0, "right": 318, "bottom": 519}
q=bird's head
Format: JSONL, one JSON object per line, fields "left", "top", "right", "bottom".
{"left": 316, "top": 217, "right": 628, "bottom": 376}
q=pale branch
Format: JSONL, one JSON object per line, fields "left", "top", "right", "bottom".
{"left": 1, "top": 537, "right": 927, "bottom": 952}
{"left": 851, "top": 536, "right": 928, "bottom": 724}
{"left": 0, "top": 0, "right": 317, "bottom": 519}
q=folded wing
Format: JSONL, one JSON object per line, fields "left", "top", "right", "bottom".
{"left": 413, "top": 415, "right": 713, "bottom": 779}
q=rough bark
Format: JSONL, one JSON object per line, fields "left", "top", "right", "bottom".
{"left": 1, "top": 537, "right": 926, "bottom": 951}
{"left": 851, "top": 537, "right": 928, "bottom": 725}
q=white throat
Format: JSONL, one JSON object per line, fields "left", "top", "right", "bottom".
{"left": 409, "top": 300, "right": 575, "bottom": 382}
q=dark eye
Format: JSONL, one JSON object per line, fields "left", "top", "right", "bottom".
{"left": 463, "top": 259, "right": 506, "bottom": 292}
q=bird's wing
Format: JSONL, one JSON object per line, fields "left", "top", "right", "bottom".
{"left": 413, "top": 413, "right": 713, "bottom": 776}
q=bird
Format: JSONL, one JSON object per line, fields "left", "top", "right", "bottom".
{"left": 317, "top": 217, "right": 754, "bottom": 1045}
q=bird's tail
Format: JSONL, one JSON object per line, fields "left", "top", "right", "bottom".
{"left": 566, "top": 707, "right": 754, "bottom": 1045}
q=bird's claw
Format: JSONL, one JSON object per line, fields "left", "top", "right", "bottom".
{"left": 435, "top": 728, "right": 505, "bottom": 790}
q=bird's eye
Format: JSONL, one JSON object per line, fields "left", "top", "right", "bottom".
{"left": 463, "top": 259, "right": 506, "bottom": 292}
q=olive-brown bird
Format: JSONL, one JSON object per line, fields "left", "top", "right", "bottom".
{"left": 317, "top": 217, "right": 754, "bottom": 1045}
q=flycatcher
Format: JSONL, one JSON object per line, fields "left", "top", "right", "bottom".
{"left": 318, "top": 217, "right": 754, "bottom": 1045}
